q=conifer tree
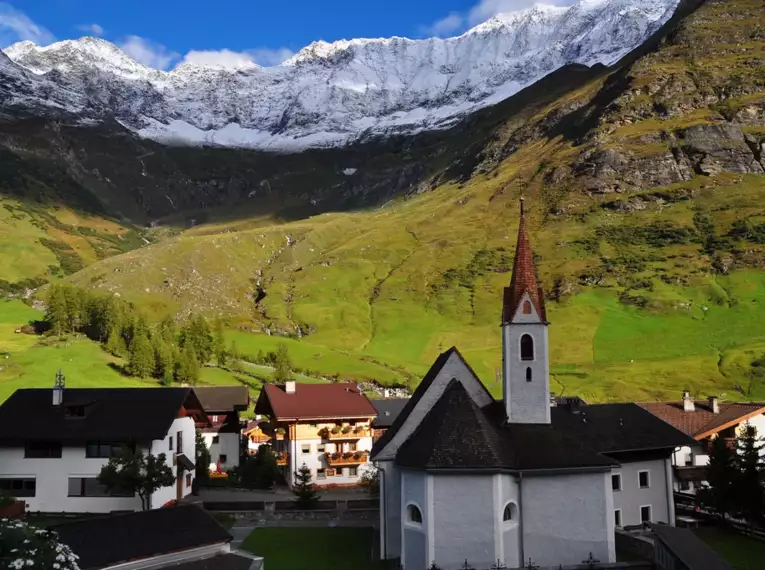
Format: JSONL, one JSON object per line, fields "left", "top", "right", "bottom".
{"left": 700, "top": 435, "right": 738, "bottom": 521}
{"left": 273, "top": 342, "right": 293, "bottom": 384}
{"left": 158, "top": 314, "right": 176, "bottom": 343}
{"left": 230, "top": 341, "right": 243, "bottom": 373}
{"left": 213, "top": 317, "right": 227, "bottom": 367}
{"left": 45, "top": 284, "right": 68, "bottom": 336}
{"left": 105, "top": 327, "right": 127, "bottom": 357}
{"left": 153, "top": 336, "right": 175, "bottom": 384}
{"left": 128, "top": 332, "right": 155, "bottom": 378}
{"left": 293, "top": 463, "right": 319, "bottom": 508}
{"left": 180, "top": 315, "right": 213, "bottom": 365}
{"left": 176, "top": 345, "right": 200, "bottom": 385}
{"left": 735, "top": 424, "right": 765, "bottom": 529}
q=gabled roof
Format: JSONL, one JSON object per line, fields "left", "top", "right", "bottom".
{"left": 371, "top": 347, "right": 493, "bottom": 457}
{"left": 254, "top": 382, "right": 376, "bottom": 421}
{"left": 639, "top": 401, "right": 765, "bottom": 440}
{"left": 502, "top": 200, "right": 547, "bottom": 323}
{"left": 650, "top": 524, "right": 734, "bottom": 570}
{"left": 194, "top": 386, "right": 250, "bottom": 413}
{"left": 0, "top": 388, "right": 203, "bottom": 443}
{"left": 397, "top": 381, "right": 616, "bottom": 472}
{"left": 371, "top": 398, "right": 409, "bottom": 428}
{"left": 53, "top": 505, "right": 231, "bottom": 569}
{"left": 167, "top": 553, "right": 261, "bottom": 570}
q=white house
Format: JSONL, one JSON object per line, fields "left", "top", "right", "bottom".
{"left": 194, "top": 386, "right": 249, "bottom": 472}
{"left": 642, "top": 394, "right": 765, "bottom": 494}
{"left": 0, "top": 380, "right": 208, "bottom": 513}
{"left": 371, "top": 201, "right": 695, "bottom": 570}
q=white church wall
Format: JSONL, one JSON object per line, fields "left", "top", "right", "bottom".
{"left": 522, "top": 471, "right": 615, "bottom": 567}
{"left": 431, "top": 474, "right": 496, "bottom": 569}
{"left": 379, "top": 461, "right": 402, "bottom": 559}
{"left": 499, "top": 474, "right": 521, "bottom": 569}
{"left": 401, "top": 470, "right": 428, "bottom": 570}
{"left": 613, "top": 458, "right": 672, "bottom": 527}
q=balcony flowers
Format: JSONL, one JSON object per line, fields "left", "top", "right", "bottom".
{"left": 0, "top": 518, "right": 80, "bottom": 570}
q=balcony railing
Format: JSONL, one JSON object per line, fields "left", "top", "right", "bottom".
{"left": 276, "top": 452, "right": 289, "bottom": 466}
{"left": 324, "top": 451, "right": 369, "bottom": 466}
{"left": 318, "top": 426, "right": 370, "bottom": 440}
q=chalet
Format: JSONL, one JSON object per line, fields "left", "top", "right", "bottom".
{"left": 641, "top": 394, "right": 765, "bottom": 494}
{"left": 243, "top": 419, "right": 272, "bottom": 455}
{"left": 372, "top": 202, "right": 695, "bottom": 570}
{"left": 254, "top": 381, "right": 377, "bottom": 487}
{"left": 194, "top": 386, "right": 249, "bottom": 471}
{"left": 0, "top": 378, "right": 208, "bottom": 513}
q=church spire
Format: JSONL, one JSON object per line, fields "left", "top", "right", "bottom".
{"left": 502, "top": 198, "right": 546, "bottom": 324}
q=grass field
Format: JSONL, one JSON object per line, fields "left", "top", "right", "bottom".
{"left": 696, "top": 527, "right": 765, "bottom": 570}
{"left": 240, "top": 527, "right": 388, "bottom": 570}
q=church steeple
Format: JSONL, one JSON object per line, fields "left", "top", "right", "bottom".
{"left": 501, "top": 200, "right": 551, "bottom": 424}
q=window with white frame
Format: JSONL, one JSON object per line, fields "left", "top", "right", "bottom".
{"left": 301, "top": 444, "right": 311, "bottom": 454}
{"left": 317, "top": 443, "right": 326, "bottom": 453}
{"left": 612, "top": 473, "right": 622, "bottom": 491}
{"left": 640, "top": 505, "right": 652, "bottom": 523}
{"left": 614, "top": 509, "right": 622, "bottom": 527}
{"left": 348, "top": 467, "right": 358, "bottom": 477}
{"left": 317, "top": 469, "right": 326, "bottom": 479}
{"left": 639, "top": 470, "right": 650, "bottom": 489}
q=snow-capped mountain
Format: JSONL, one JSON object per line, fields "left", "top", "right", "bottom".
{"left": 2, "top": 0, "right": 679, "bottom": 151}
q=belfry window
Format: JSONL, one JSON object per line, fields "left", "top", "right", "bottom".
{"left": 522, "top": 300, "right": 532, "bottom": 315}
{"left": 520, "top": 334, "right": 534, "bottom": 361}
{"left": 526, "top": 367, "right": 532, "bottom": 382}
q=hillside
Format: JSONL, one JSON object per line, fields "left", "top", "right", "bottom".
{"left": 1, "top": 0, "right": 765, "bottom": 403}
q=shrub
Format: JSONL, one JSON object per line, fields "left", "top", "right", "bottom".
{"left": 0, "top": 518, "right": 80, "bottom": 570}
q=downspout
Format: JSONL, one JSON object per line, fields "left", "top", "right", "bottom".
{"left": 518, "top": 472, "right": 525, "bottom": 566}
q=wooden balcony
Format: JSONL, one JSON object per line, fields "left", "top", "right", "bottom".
{"left": 324, "top": 451, "right": 369, "bottom": 466}
{"left": 276, "top": 452, "right": 289, "bottom": 466}
{"left": 318, "top": 427, "right": 371, "bottom": 441}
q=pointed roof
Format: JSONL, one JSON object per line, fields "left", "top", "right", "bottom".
{"left": 502, "top": 199, "right": 547, "bottom": 323}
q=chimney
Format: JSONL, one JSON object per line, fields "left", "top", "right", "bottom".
{"left": 682, "top": 390, "right": 695, "bottom": 413}
{"left": 285, "top": 381, "right": 296, "bottom": 394}
{"left": 53, "top": 369, "right": 65, "bottom": 406}
{"left": 383, "top": 388, "right": 391, "bottom": 399}
{"left": 708, "top": 396, "right": 720, "bottom": 414}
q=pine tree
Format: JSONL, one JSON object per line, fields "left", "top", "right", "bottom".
{"left": 213, "top": 318, "right": 227, "bottom": 367}
{"left": 293, "top": 463, "right": 319, "bottom": 508}
{"left": 180, "top": 315, "right": 213, "bottom": 365}
{"left": 700, "top": 435, "right": 738, "bottom": 521}
{"left": 105, "top": 327, "right": 127, "bottom": 357}
{"left": 153, "top": 336, "right": 175, "bottom": 384}
{"left": 158, "top": 315, "right": 176, "bottom": 343}
{"left": 230, "top": 341, "right": 243, "bottom": 373}
{"left": 735, "top": 424, "right": 765, "bottom": 529}
{"left": 45, "top": 284, "right": 69, "bottom": 336}
{"left": 176, "top": 345, "right": 200, "bottom": 385}
{"left": 128, "top": 332, "right": 155, "bottom": 378}
{"left": 273, "top": 342, "right": 292, "bottom": 384}
{"left": 63, "top": 285, "right": 85, "bottom": 333}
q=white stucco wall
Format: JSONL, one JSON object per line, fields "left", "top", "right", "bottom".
{"left": 401, "top": 470, "right": 428, "bottom": 570}
{"left": 612, "top": 458, "right": 673, "bottom": 527}
{"left": 379, "top": 461, "right": 402, "bottom": 560}
{"left": 374, "top": 352, "right": 493, "bottom": 462}
{"left": 522, "top": 471, "right": 615, "bottom": 567}
{"left": 150, "top": 416, "right": 196, "bottom": 509}
{"left": 203, "top": 432, "right": 240, "bottom": 471}
{"left": 286, "top": 436, "right": 373, "bottom": 487}
{"left": 499, "top": 474, "right": 521, "bottom": 568}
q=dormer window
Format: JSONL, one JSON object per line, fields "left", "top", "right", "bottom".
{"left": 520, "top": 334, "right": 534, "bottom": 361}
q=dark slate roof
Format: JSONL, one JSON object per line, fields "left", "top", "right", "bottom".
{"left": 650, "top": 524, "right": 734, "bottom": 570}
{"left": 396, "top": 381, "right": 616, "bottom": 472}
{"left": 371, "top": 347, "right": 492, "bottom": 457}
{"left": 0, "top": 388, "right": 199, "bottom": 443}
{"left": 53, "top": 505, "right": 232, "bottom": 569}
{"left": 193, "top": 386, "right": 249, "bottom": 413}
{"left": 550, "top": 402, "right": 698, "bottom": 453}
{"left": 371, "top": 399, "right": 409, "bottom": 428}
{"left": 164, "top": 553, "right": 261, "bottom": 570}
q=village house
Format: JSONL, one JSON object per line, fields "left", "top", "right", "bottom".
{"left": 371, "top": 202, "right": 695, "bottom": 570}
{"left": 254, "top": 381, "right": 377, "bottom": 487}
{"left": 194, "top": 386, "right": 249, "bottom": 471}
{"left": 641, "top": 394, "right": 765, "bottom": 494}
{"left": 243, "top": 419, "right": 272, "bottom": 455}
{"left": 371, "top": 399, "right": 409, "bottom": 442}
{"left": 0, "top": 378, "right": 208, "bottom": 513}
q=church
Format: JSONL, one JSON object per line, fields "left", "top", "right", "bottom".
{"left": 371, "top": 201, "right": 694, "bottom": 569}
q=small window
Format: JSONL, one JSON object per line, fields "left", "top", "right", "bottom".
{"left": 301, "top": 444, "right": 311, "bottom": 455}
{"left": 177, "top": 431, "right": 183, "bottom": 454}
{"left": 186, "top": 474, "right": 192, "bottom": 488}
{"left": 0, "top": 478, "right": 36, "bottom": 497}
{"left": 68, "top": 477, "right": 132, "bottom": 497}
{"left": 335, "top": 468, "right": 344, "bottom": 477}
{"left": 212, "top": 415, "right": 218, "bottom": 423}
{"left": 348, "top": 442, "right": 357, "bottom": 452}
{"left": 212, "top": 436, "right": 220, "bottom": 444}
{"left": 639, "top": 470, "right": 650, "bottom": 489}
{"left": 502, "top": 503, "right": 516, "bottom": 522}
{"left": 317, "top": 443, "right": 326, "bottom": 453}
{"left": 407, "top": 504, "right": 423, "bottom": 524}
{"left": 526, "top": 367, "right": 532, "bottom": 382}
{"left": 219, "top": 454, "right": 227, "bottom": 463}
{"left": 310, "top": 423, "right": 317, "bottom": 428}
{"left": 25, "top": 441, "right": 62, "bottom": 458}
{"left": 317, "top": 469, "right": 326, "bottom": 480}
{"left": 85, "top": 442, "right": 127, "bottom": 458}
{"left": 169, "top": 436, "right": 173, "bottom": 451}
{"left": 612, "top": 473, "right": 622, "bottom": 491}
{"left": 522, "top": 300, "right": 532, "bottom": 315}
{"left": 615, "top": 509, "right": 622, "bottom": 527}
{"left": 520, "top": 334, "right": 534, "bottom": 361}
{"left": 348, "top": 467, "right": 358, "bottom": 477}
{"left": 640, "top": 505, "right": 652, "bottom": 523}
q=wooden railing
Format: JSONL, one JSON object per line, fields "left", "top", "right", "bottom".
{"left": 318, "top": 427, "right": 370, "bottom": 440}
{"left": 324, "top": 451, "right": 369, "bottom": 466}
{"left": 275, "top": 452, "right": 289, "bottom": 466}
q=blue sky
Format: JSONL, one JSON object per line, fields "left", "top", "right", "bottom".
{"left": 0, "top": 0, "right": 549, "bottom": 68}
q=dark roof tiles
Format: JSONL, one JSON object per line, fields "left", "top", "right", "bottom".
{"left": 193, "top": 386, "right": 249, "bottom": 413}
{"left": 371, "top": 399, "right": 409, "bottom": 428}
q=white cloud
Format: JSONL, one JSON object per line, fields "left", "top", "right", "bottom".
{"left": 0, "top": 2, "right": 54, "bottom": 47}
{"left": 181, "top": 49, "right": 258, "bottom": 69}
{"left": 421, "top": 12, "right": 464, "bottom": 37}
{"left": 247, "top": 47, "right": 294, "bottom": 67}
{"left": 78, "top": 23, "right": 104, "bottom": 37}
{"left": 467, "top": 0, "right": 571, "bottom": 26}
{"left": 118, "top": 35, "right": 179, "bottom": 70}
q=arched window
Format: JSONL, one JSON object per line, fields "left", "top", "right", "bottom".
{"left": 520, "top": 334, "right": 534, "bottom": 361}
{"left": 407, "top": 504, "right": 423, "bottom": 524}
{"left": 522, "top": 300, "right": 532, "bottom": 315}
{"left": 503, "top": 502, "right": 517, "bottom": 522}
{"left": 526, "top": 367, "right": 532, "bottom": 382}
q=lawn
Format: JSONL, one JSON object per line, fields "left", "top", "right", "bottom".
{"left": 240, "top": 527, "right": 389, "bottom": 570}
{"left": 696, "top": 527, "right": 765, "bottom": 570}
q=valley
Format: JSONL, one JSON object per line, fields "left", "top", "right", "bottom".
{"left": 0, "top": 0, "right": 764, "bottom": 405}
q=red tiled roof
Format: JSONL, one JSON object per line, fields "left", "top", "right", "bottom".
{"left": 503, "top": 200, "right": 547, "bottom": 323}
{"left": 255, "top": 383, "right": 377, "bottom": 421}
{"left": 639, "top": 401, "right": 765, "bottom": 439}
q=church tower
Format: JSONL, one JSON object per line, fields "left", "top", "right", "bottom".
{"left": 502, "top": 199, "right": 550, "bottom": 424}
